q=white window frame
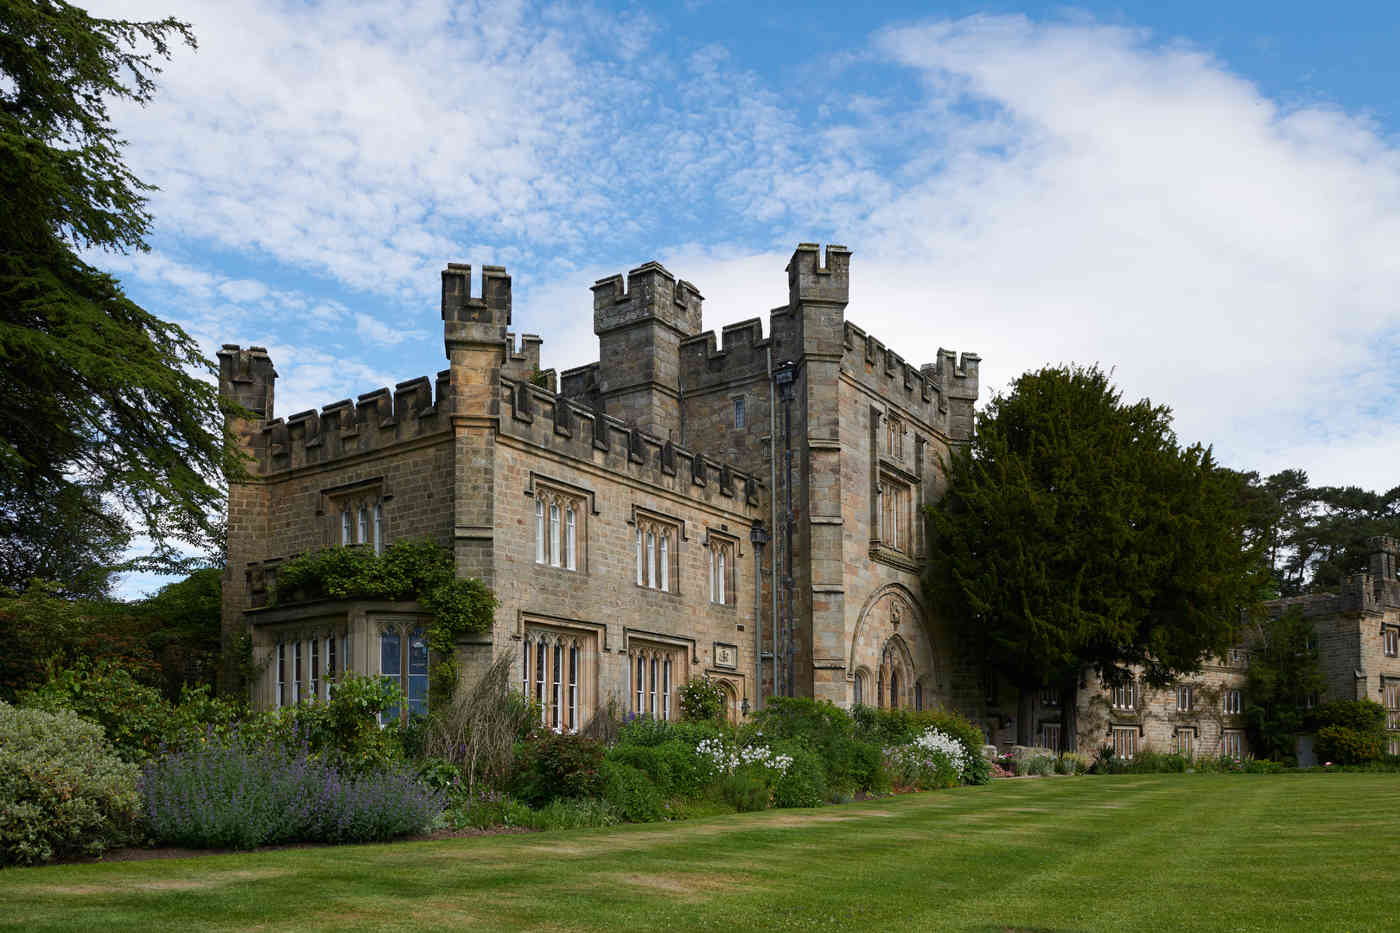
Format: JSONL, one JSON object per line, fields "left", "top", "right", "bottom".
{"left": 340, "top": 509, "right": 352, "bottom": 546}
{"left": 276, "top": 642, "right": 288, "bottom": 707}
{"left": 1111, "top": 680, "right": 1137, "bottom": 710}
{"left": 1223, "top": 731, "right": 1244, "bottom": 759}
{"left": 565, "top": 506, "right": 576, "bottom": 571}
{"left": 373, "top": 504, "right": 383, "bottom": 555}
{"left": 1224, "top": 688, "right": 1242, "bottom": 715}
{"left": 1112, "top": 726, "right": 1137, "bottom": 759}
{"left": 1176, "top": 684, "right": 1193, "bottom": 712}
{"left": 536, "top": 500, "right": 547, "bottom": 565}
{"left": 1175, "top": 728, "right": 1195, "bottom": 758}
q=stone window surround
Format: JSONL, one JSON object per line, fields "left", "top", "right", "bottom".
{"left": 703, "top": 527, "right": 741, "bottom": 608}
{"left": 276, "top": 630, "right": 349, "bottom": 707}
{"left": 376, "top": 619, "right": 428, "bottom": 724}
{"left": 868, "top": 405, "right": 923, "bottom": 571}
{"left": 627, "top": 635, "right": 689, "bottom": 721}
{"left": 629, "top": 505, "right": 686, "bottom": 595}
{"left": 319, "top": 477, "right": 389, "bottom": 553}
{"left": 525, "top": 472, "right": 598, "bottom": 574}
{"left": 1111, "top": 724, "right": 1140, "bottom": 759}
{"left": 1109, "top": 679, "right": 1139, "bottom": 710}
{"left": 1384, "top": 624, "right": 1400, "bottom": 658}
{"left": 1384, "top": 678, "right": 1400, "bottom": 731}
{"left": 1174, "top": 726, "right": 1197, "bottom": 757}
{"left": 1176, "top": 684, "right": 1194, "bottom": 713}
{"left": 1223, "top": 687, "right": 1243, "bottom": 715}
{"left": 523, "top": 620, "right": 599, "bottom": 733}
{"left": 1222, "top": 730, "right": 1245, "bottom": 759}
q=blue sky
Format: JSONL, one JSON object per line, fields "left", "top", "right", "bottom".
{"left": 87, "top": 1, "right": 1400, "bottom": 596}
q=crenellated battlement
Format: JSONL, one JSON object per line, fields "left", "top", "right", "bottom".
{"left": 252, "top": 369, "right": 454, "bottom": 474}
{"left": 503, "top": 331, "right": 543, "bottom": 384}
{"left": 678, "top": 318, "right": 772, "bottom": 391}
{"left": 592, "top": 261, "right": 703, "bottom": 337}
{"left": 502, "top": 373, "right": 761, "bottom": 512}
{"left": 441, "top": 263, "right": 511, "bottom": 325}
{"left": 787, "top": 242, "right": 850, "bottom": 310}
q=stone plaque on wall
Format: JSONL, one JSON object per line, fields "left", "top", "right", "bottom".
{"left": 714, "top": 642, "right": 738, "bottom": 669}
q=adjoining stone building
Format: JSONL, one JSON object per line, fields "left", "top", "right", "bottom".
{"left": 220, "top": 244, "right": 982, "bottom": 727}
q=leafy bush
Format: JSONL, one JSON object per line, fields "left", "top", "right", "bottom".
{"left": 599, "top": 760, "right": 666, "bottom": 822}
{"left": 1124, "top": 751, "right": 1190, "bottom": 774}
{"left": 1309, "top": 699, "right": 1386, "bottom": 734}
{"left": 20, "top": 661, "right": 243, "bottom": 762}
{"left": 0, "top": 702, "right": 141, "bottom": 865}
{"left": 772, "top": 745, "right": 827, "bottom": 808}
{"left": 1315, "top": 725, "right": 1383, "bottom": 765}
{"left": 606, "top": 740, "right": 711, "bottom": 798}
{"left": 852, "top": 704, "right": 989, "bottom": 785}
{"left": 142, "top": 730, "right": 443, "bottom": 848}
{"left": 710, "top": 770, "right": 770, "bottom": 812}
{"left": 448, "top": 789, "right": 535, "bottom": 830}
{"left": 679, "top": 676, "right": 727, "bottom": 722}
{"left": 616, "top": 715, "right": 727, "bottom": 749}
{"left": 1060, "top": 753, "right": 1090, "bottom": 775}
{"left": 523, "top": 797, "right": 620, "bottom": 830}
{"left": 242, "top": 673, "right": 406, "bottom": 775}
{"left": 511, "top": 732, "right": 605, "bottom": 807}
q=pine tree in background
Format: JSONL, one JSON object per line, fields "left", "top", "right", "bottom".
{"left": 0, "top": 0, "right": 232, "bottom": 582}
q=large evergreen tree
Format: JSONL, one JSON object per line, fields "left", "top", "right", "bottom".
{"left": 924, "top": 365, "right": 1266, "bottom": 749}
{"left": 1, "top": 1, "right": 231, "bottom": 567}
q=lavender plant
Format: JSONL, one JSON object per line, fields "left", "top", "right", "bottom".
{"left": 142, "top": 728, "right": 443, "bottom": 849}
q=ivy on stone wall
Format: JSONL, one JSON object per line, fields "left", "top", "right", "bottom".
{"left": 272, "top": 541, "right": 497, "bottom": 704}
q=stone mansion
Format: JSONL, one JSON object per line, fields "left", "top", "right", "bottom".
{"left": 219, "top": 243, "right": 1400, "bottom": 758}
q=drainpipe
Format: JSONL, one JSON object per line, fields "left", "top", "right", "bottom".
{"left": 767, "top": 347, "right": 780, "bottom": 704}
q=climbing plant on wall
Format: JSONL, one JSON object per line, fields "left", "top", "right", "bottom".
{"left": 273, "top": 541, "right": 497, "bottom": 704}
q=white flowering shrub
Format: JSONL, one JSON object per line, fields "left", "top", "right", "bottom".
{"left": 912, "top": 728, "right": 969, "bottom": 780}
{"left": 695, "top": 737, "right": 793, "bottom": 778}
{"left": 883, "top": 727, "right": 968, "bottom": 791}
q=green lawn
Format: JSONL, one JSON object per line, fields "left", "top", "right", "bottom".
{"left": 4, "top": 773, "right": 1397, "bottom": 932}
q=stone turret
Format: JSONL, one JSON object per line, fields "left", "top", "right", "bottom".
{"left": 591, "top": 261, "right": 703, "bottom": 437}
{"left": 1369, "top": 536, "right": 1398, "bottom": 581}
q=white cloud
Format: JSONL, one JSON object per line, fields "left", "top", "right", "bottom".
{"left": 82, "top": 4, "right": 1400, "bottom": 494}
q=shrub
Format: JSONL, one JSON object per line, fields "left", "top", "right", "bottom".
{"left": 599, "top": 760, "right": 666, "bottom": 822}
{"left": 1309, "top": 699, "right": 1386, "bottom": 734}
{"left": 448, "top": 789, "right": 535, "bottom": 830}
{"left": 773, "top": 745, "right": 827, "bottom": 808}
{"left": 1061, "top": 753, "right": 1090, "bottom": 775}
{"left": 849, "top": 740, "right": 890, "bottom": 794}
{"left": 242, "top": 673, "right": 406, "bottom": 775}
{"left": 853, "top": 705, "right": 990, "bottom": 785}
{"left": 1124, "top": 751, "right": 1189, "bottom": 774}
{"left": 710, "top": 770, "right": 770, "bottom": 812}
{"left": 679, "top": 677, "right": 727, "bottom": 722}
{"left": 524, "top": 797, "right": 619, "bottom": 830}
{"left": 1315, "top": 724, "right": 1383, "bottom": 765}
{"left": 511, "top": 732, "right": 605, "bottom": 807}
{"left": 753, "top": 697, "right": 866, "bottom": 792}
{"left": 425, "top": 652, "right": 537, "bottom": 796}
{"left": 0, "top": 703, "right": 141, "bottom": 865}
{"left": 606, "top": 740, "right": 711, "bottom": 799}
{"left": 142, "top": 730, "right": 443, "bottom": 848}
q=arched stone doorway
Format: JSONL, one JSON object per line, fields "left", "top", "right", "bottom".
{"left": 848, "top": 584, "right": 944, "bottom": 710}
